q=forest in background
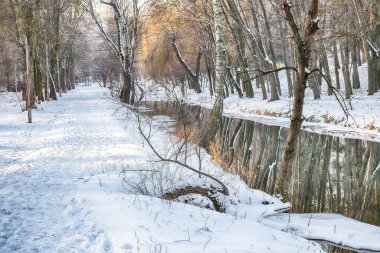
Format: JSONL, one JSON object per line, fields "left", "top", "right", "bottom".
{"left": 0, "top": 0, "right": 379, "bottom": 101}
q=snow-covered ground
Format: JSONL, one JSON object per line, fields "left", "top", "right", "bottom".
{"left": 143, "top": 64, "right": 380, "bottom": 142}
{"left": 0, "top": 86, "right": 379, "bottom": 252}
{"left": 263, "top": 213, "right": 380, "bottom": 252}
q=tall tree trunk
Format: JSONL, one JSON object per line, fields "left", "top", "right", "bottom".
{"left": 279, "top": 19, "right": 293, "bottom": 97}
{"left": 276, "top": 0, "right": 320, "bottom": 195}
{"left": 201, "top": 0, "right": 225, "bottom": 147}
{"left": 236, "top": 27, "right": 253, "bottom": 98}
{"left": 56, "top": 54, "right": 61, "bottom": 97}
{"left": 368, "top": 1, "right": 380, "bottom": 95}
{"left": 204, "top": 52, "right": 214, "bottom": 96}
{"left": 45, "top": 43, "right": 50, "bottom": 100}
{"left": 333, "top": 41, "right": 341, "bottom": 90}
{"left": 213, "top": 0, "right": 225, "bottom": 104}
{"left": 248, "top": 0, "right": 279, "bottom": 101}
{"left": 258, "top": 0, "right": 282, "bottom": 96}
{"left": 352, "top": 0, "right": 370, "bottom": 65}
{"left": 24, "top": 35, "right": 33, "bottom": 123}
{"left": 50, "top": 0, "right": 60, "bottom": 100}
{"left": 247, "top": 39, "right": 267, "bottom": 99}
{"left": 172, "top": 42, "right": 202, "bottom": 93}
{"left": 319, "top": 44, "right": 333, "bottom": 95}
{"left": 351, "top": 38, "right": 361, "bottom": 89}
{"left": 34, "top": 58, "right": 44, "bottom": 102}
{"left": 71, "top": 52, "right": 75, "bottom": 89}
{"left": 309, "top": 56, "right": 321, "bottom": 99}
{"left": 224, "top": 1, "right": 252, "bottom": 98}
{"left": 120, "top": 69, "right": 132, "bottom": 104}
{"left": 341, "top": 39, "right": 353, "bottom": 99}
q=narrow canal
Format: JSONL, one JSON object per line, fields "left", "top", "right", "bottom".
{"left": 140, "top": 100, "right": 380, "bottom": 253}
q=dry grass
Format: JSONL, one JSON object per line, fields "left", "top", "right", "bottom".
{"left": 171, "top": 123, "right": 201, "bottom": 144}
{"left": 207, "top": 140, "right": 229, "bottom": 168}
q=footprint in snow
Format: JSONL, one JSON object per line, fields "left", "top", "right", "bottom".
{"left": 121, "top": 243, "right": 133, "bottom": 252}
{"left": 103, "top": 239, "right": 113, "bottom": 253}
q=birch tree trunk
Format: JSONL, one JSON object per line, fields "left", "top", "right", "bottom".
{"left": 24, "top": 34, "right": 33, "bottom": 123}
{"left": 87, "top": 0, "right": 137, "bottom": 104}
{"left": 201, "top": 0, "right": 225, "bottom": 147}
{"left": 10, "top": 0, "right": 37, "bottom": 123}
{"left": 50, "top": 0, "right": 60, "bottom": 100}
{"left": 213, "top": 0, "right": 225, "bottom": 102}
{"left": 44, "top": 43, "right": 50, "bottom": 100}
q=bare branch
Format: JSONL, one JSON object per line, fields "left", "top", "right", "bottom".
{"left": 130, "top": 106, "right": 230, "bottom": 196}
{"left": 308, "top": 68, "right": 358, "bottom": 126}
{"left": 248, "top": 66, "right": 298, "bottom": 81}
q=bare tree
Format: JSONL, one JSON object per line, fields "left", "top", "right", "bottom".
{"left": 201, "top": 0, "right": 226, "bottom": 147}
{"left": 368, "top": 1, "right": 380, "bottom": 95}
{"left": 9, "top": 0, "right": 40, "bottom": 123}
{"left": 85, "top": 0, "right": 141, "bottom": 104}
{"left": 171, "top": 38, "right": 203, "bottom": 94}
{"left": 275, "top": 0, "right": 320, "bottom": 196}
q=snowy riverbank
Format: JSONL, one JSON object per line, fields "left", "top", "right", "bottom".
{"left": 1, "top": 86, "right": 379, "bottom": 252}
{"left": 143, "top": 64, "right": 380, "bottom": 142}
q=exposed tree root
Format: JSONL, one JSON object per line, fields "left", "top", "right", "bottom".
{"left": 162, "top": 185, "right": 226, "bottom": 213}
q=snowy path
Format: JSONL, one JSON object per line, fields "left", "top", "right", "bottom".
{"left": 0, "top": 88, "right": 123, "bottom": 252}
{"left": 2, "top": 86, "right": 373, "bottom": 253}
